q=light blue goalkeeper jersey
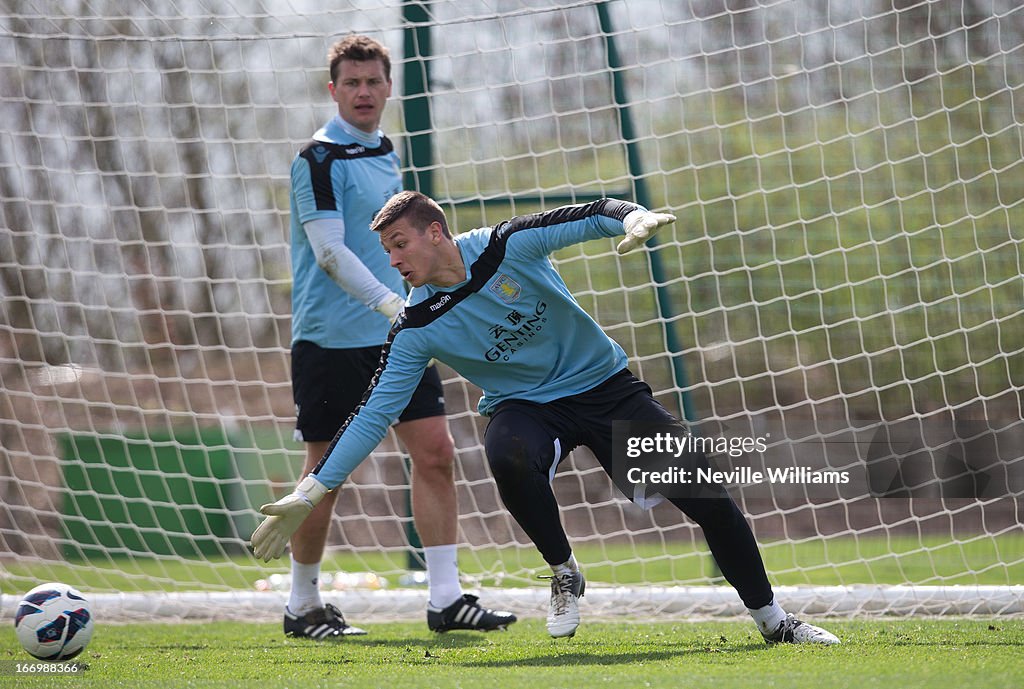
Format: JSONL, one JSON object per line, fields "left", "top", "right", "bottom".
{"left": 290, "top": 116, "right": 404, "bottom": 348}
{"left": 312, "top": 199, "right": 642, "bottom": 489}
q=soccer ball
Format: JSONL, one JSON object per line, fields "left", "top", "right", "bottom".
{"left": 14, "top": 583, "right": 94, "bottom": 661}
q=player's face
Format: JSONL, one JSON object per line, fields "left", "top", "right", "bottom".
{"left": 329, "top": 59, "right": 392, "bottom": 134}
{"left": 380, "top": 219, "right": 444, "bottom": 288}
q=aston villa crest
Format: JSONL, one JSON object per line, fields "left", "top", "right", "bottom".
{"left": 489, "top": 273, "right": 522, "bottom": 303}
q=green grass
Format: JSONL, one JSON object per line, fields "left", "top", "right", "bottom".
{"left": 2, "top": 618, "right": 1022, "bottom": 688}
{"left": 3, "top": 533, "right": 1022, "bottom": 596}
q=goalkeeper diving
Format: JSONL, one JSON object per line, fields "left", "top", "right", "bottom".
{"left": 253, "top": 193, "right": 840, "bottom": 644}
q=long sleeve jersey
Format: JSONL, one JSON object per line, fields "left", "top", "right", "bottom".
{"left": 289, "top": 115, "right": 404, "bottom": 348}
{"left": 312, "top": 198, "right": 643, "bottom": 488}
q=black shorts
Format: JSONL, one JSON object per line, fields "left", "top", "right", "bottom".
{"left": 291, "top": 340, "right": 446, "bottom": 442}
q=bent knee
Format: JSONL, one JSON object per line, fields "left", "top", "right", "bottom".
{"left": 485, "top": 436, "right": 526, "bottom": 477}
{"left": 485, "top": 425, "right": 552, "bottom": 483}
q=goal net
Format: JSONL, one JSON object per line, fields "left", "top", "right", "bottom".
{"left": 2, "top": 0, "right": 1022, "bottom": 622}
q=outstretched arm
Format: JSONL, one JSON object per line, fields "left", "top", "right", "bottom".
{"left": 500, "top": 198, "right": 676, "bottom": 259}
{"left": 251, "top": 331, "right": 431, "bottom": 561}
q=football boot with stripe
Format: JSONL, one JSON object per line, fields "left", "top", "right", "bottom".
{"left": 284, "top": 603, "right": 367, "bottom": 640}
{"left": 426, "top": 594, "right": 517, "bottom": 633}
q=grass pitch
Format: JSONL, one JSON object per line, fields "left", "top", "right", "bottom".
{"left": 2, "top": 618, "right": 1022, "bottom": 689}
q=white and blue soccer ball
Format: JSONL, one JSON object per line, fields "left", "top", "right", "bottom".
{"left": 14, "top": 582, "right": 94, "bottom": 661}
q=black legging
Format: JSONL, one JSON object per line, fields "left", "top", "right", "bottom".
{"left": 483, "top": 374, "right": 775, "bottom": 610}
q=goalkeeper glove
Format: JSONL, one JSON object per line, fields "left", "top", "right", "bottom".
{"left": 616, "top": 209, "right": 677, "bottom": 254}
{"left": 250, "top": 475, "right": 329, "bottom": 562}
{"left": 375, "top": 292, "right": 406, "bottom": 325}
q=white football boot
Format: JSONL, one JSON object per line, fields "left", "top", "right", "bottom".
{"left": 542, "top": 571, "right": 585, "bottom": 638}
{"left": 762, "top": 613, "right": 840, "bottom": 645}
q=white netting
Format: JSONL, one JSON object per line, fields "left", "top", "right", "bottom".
{"left": 1, "top": 0, "right": 1022, "bottom": 621}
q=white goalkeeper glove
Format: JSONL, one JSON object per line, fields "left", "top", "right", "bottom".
{"left": 250, "top": 475, "right": 329, "bottom": 562}
{"left": 616, "top": 209, "right": 677, "bottom": 254}
{"left": 375, "top": 292, "right": 406, "bottom": 325}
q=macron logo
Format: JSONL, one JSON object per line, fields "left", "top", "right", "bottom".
{"left": 345, "top": 145, "right": 366, "bottom": 155}
{"left": 429, "top": 294, "right": 452, "bottom": 312}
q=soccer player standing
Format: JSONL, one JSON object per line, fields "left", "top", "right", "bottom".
{"left": 262, "top": 190, "right": 837, "bottom": 644}
{"left": 284, "top": 36, "right": 514, "bottom": 639}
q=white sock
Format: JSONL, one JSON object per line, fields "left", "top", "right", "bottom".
{"left": 287, "top": 558, "right": 323, "bottom": 616}
{"left": 748, "top": 598, "right": 787, "bottom": 636}
{"left": 551, "top": 553, "right": 579, "bottom": 576}
{"left": 424, "top": 544, "right": 463, "bottom": 609}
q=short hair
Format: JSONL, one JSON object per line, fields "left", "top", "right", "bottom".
{"left": 371, "top": 191, "right": 451, "bottom": 238}
{"left": 328, "top": 34, "right": 391, "bottom": 83}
